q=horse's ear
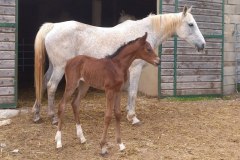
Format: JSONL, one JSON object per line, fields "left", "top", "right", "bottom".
{"left": 182, "top": 5, "right": 188, "bottom": 17}
{"left": 188, "top": 6, "right": 192, "bottom": 13}
{"left": 120, "top": 10, "right": 125, "bottom": 16}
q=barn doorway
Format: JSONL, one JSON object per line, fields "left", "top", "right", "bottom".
{"left": 18, "top": 0, "right": 156, "bottom": 95}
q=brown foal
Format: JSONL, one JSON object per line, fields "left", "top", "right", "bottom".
{"left": 55, "top": 32, "right": 160, "bottom": 155}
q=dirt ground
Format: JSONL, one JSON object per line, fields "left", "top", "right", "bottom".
{"left": 1, "top": 87, "right": 240, "bottom": 160}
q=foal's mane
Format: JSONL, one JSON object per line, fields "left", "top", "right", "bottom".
{"left": 105, "top": 37, "right": 141, "bottom": 59}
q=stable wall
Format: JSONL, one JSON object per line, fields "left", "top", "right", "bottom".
{"left": 0, "top": 0, "right": 17, "bottom": 108}
{"left": 139, "top": 0, "right": 225, "bottom": 97}
{"left": 224, "top": 0, "right": 240, "bottom": 94}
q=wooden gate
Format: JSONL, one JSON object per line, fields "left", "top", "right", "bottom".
{"left": 158, "top": 0, "right": 224, "bottom": 97}
{"left": 0, "top": 0, "right": 18, "bottom": 108}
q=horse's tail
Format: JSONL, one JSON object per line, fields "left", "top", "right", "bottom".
{"left": 34, "top": 23, "right": 54, "bottom": 105}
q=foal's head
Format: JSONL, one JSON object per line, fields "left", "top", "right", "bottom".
{"left": 135, "top": 33, "right": 160, "bottom": 66}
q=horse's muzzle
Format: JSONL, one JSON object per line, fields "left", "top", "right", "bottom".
{"left": 196, "top": 43, "right": 205, "bottom": 52}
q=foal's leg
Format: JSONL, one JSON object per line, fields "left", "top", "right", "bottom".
{"left": 114, "top": 92, "right": 125, "bottom": 151}
{"left": 47, "top": 67, "right": 65, "bottom": 124}
{"left": 100, "top": 90, "right": 116, "bottom": 155}
{"left": 72, "top": 81, "right": 89, "bottom": 144}
{"left": 127, "top": 64, "right": 143, "bottom": 125}
{"left": 55, "top": 77, "right": 79, "bottom": 148}
{"left": 32, "top": 62, "right": 53, "bottom": 122}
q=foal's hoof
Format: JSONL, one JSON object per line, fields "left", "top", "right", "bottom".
{"left": 56, "top": 142, "right": 62, "bottom": 149}
{"left": 52, "top": 116, "right": 58, "bottom": 125}
{"left": 100, "top": 147, "right": 108, "bottom": 156}
{"left": 119, "top": 143, "right": 126, "bottom": 151}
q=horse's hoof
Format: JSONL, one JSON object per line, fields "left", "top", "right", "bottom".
{"left": 132, "top": 116, "right": 141, "bottom": 125}
{"left": 80, "top": 137, "right": 87, "bottom": 144}
{"left": 33, "top": 116, "right": 41, "bottom": 123}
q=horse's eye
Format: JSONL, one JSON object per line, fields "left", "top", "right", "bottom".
{"left": 188, "top": 23, "right": 194, "bottom": 27}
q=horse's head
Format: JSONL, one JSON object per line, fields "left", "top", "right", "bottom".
{"left": 137, "top": 33, "right": 160, "bottom": 66}
{"left": 176, "top": 6, "right": 206, "bottom": 51}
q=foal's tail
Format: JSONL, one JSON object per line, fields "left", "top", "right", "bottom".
{"left": 34, "top": 23, "right": 54, "bottom": 105}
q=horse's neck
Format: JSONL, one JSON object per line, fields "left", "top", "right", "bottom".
{"left": 112, "top": 49, "right": 137, "bottom": 72}
{"left": 149, "top": 13, "right": 182, "bottom": 47}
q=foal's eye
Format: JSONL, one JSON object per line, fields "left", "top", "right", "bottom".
{"left": 147, "top": 48, "right": 151, "bottom": 52}
{"left": 188, "top": 23, "right": 194, "bottom": 27}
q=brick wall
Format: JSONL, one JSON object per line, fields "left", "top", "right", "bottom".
{"left": 224, "top": 0, "right": 240, "bottom": 94}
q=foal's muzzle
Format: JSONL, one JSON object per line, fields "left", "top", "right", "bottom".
{"left": 154, "top": 57, "right": 160, "bottom": 66}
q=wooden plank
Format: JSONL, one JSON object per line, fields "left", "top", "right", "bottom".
{"left": 162, "top": 0, "right": 223, "bottom": 5}
{"left": 161, "top": 62, "right": 221, "bottom": 69}
{"left": 0, "top": 51, "right": 15, "bottom": 59}
{"left": 176, "top": 89, "right": 221, "bottom": 95}
{"left": 162, "top": 82, "right": 221, "bottom": 90}
{"left": 0, "top": 15, "right": 15, "bottom": 23}
{"left": 161, "top": 75, "right": 221, "bottom": 83}
{"left": 0, "top": 42, "right": 15, "bottom": 50}
{"left": 177, "top": 55, "right": 222, "bottom": 62}
{"left": 160, "top": 90, "right": 174, "bottom": 96}
{"left": 178, "top": 1, "right": 223, "bottom": 10}
{"left": 161, "top": 83, "right": 174, "bottom": 90}
{"left": 0, "top": 33, "right": 15, "bottom": 41}
{"left": 162, "top": 41, "right": 222, "bottom": 49}
{"left": 0, "top": 86, "right": 14, "bottom": 95}
{"left": 0, "top": 0, "right": 15, "bottom": 6}
{"left": 0, "top": 69, "right": 14, "bottom": 77}
{"left": 198, "top": 22, "right": 222, "bottom": 30}
{"left": 194, "top": 15, "right": 222, "bottom": 23}
{"left": 161, "top": 69, "right": 221, "bottom": 76}
{"left": 0, "top": 6, "right": 15, "bottom": 15}
{"left": 0, "top": 96, "right": 14, "bottom": 104}
{"left": 0, "top": 60, "right": 14, "bottom": 68}
{"left": 161, "top": 55, "right": 222, "bottom": 62}
{"left": 177, "top": 62, "right": 221, "bottom": 69}
{"left": 162, "top": 48, "right": 222, "bottom": 56}
{"left": 0, "top": 78, "right": 14, "bottom": 86}
{"left": 0, "top": 27, "right": 15, "bottom": 33}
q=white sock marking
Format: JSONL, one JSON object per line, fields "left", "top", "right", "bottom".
{"left": 55, "top": 131, "right": 62, "bottom": 148}
{"left": 76, "top": 124, "right": 86, "bottom": 143}
{"left": 119, "top": 143, "right": 126, "bottom": 151}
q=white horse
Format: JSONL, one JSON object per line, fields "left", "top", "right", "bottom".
{"left": 33, "top": 6, "right": 205, "bottom": 125}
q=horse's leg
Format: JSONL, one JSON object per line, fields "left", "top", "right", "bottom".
{"left": 114, "top": 92, "right": 125, "bottom": 151}
{"left": 32, "top": 62, "right": 53, "bottom": 123}
{"left": 72, "top": 81, "right": 89, "bottom": 144}
{"left": 100, "top": 90, "right": 115, "bottom": 155}
{"left": 55, "top": 75, "right": 79, "bottom": 148}
{"left": 127, "top": 64, "right": 143, "bottom": 125}
{"left": 47, "top": 67, "right": 65, "bottom": 125}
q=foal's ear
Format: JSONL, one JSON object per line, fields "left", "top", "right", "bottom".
{"left": 141, "top": 32, "right": 148, "bottom": 42}
{"left": 182, "top": 5, "right": 188, "bottom": 16}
